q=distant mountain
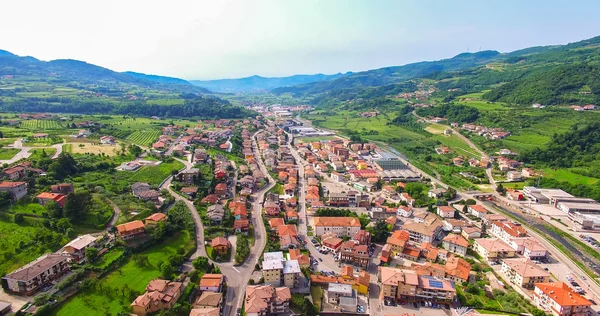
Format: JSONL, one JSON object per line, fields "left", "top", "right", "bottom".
{"left": 0, "top": 50, "right": 210, "bottom": 94}
{"left": 190, "top": 73, "right": 351, "bottom": 93}
{"left": 272, "top": 50, "right": 502, "bottom": 97}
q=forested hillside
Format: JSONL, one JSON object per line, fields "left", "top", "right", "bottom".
{"left": 191, "top": 73, "right": 350, "bottom": 93}
{"left": 483, "top": 64, "right": 600, "bottom": 105}
{"left": 272, "top": 50, "right": 502, "bottom": 98}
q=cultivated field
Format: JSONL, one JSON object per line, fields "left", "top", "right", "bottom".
{"left": 19, "top": 120, "right": 66, "bottom": 130}
{"left": 126, "top": 130, "right": 161, "bottom": 147}
{"left": 69, "top": 143, "right": 120, "bottom": 156}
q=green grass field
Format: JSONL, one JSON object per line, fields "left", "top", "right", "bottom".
{"left": 29, "top": 148, "right": 57, "bottom": 159}
{"left": 542, "top": 168, "right": 600, "bottom": 185}
{"left": 127, "top": 160, "right": 184, "bottom": 185}
{"left": 52, "top": 232, "right": 194, "bottom": 316}
{"left": 0, "top": 148, "right": 19, "bottom": 160}
{"left": 0, "top": 215, "right": 67, "bottom": 276}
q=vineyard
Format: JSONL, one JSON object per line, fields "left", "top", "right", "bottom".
{"left": 19, "top": 120, "right": 66, "bottom": 130}
{"left": 126, "top": 130, "right": 161, "bottom": 146}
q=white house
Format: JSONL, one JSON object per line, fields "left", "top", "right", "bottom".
{"left": 436, "top": 206, "right": 455, "bottom": 218}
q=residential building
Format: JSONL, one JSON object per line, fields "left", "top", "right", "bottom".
{"left": 193, "top": 292, "right": 223, "bottom": 310}
{"left": 437, "top": 206, "right": 455, "bottom": 218}
{"left": 131, "top": 279, "right": 184, "bottom": 315}
{"left": 178, "top": 168, "right": 200, "bottom": 184}
{"left": 351, "top": 229, "right": 371, "bottom": 245}
{"left": 328, "top": 192, "right": 349, "bottom": 207}
{"left": 2, "top": 253, "right": 69, "bottom": 295}
{"left": 211, "top": 237, "right": 230, "bottom": 255}
{"left": 50, "top": 183, "right": 74, "bottom": 195}
{"left": 397, "top": 206, "right": 413, "bottom": 218}
{"left": 36, "top": 192, "right": 67, "bottom": 207}
{"left": 145, "top": 213, "right": 166, "bottom": 225}
{"left": 445, "top": 256, "right": 471, "bottom": 283}
{"left": 313, "top": 217, "right": 361, "bottom": 237}
{"left": 244, "top": 285, "right": 291, "bottom": 316}
{"left": 379, "top": 267, "right": 456, "bottom": 303}
{"left": 63, "top": 234, "right": 98, "bottom": 263}
{"left": 442, "top": 234, "right": 469, "bottom": 257}
{"left": 288, "top": 249, "right": 310, "bottom": 268}
{"left": 468, "top": 205, "right": 489, "bottom": 219}
{"left": 199, "top": 274, "right": 223, "bottom": 292}
{"left": 2, "top": 166, "right": 26, "bottom": 180}
{"left": 533, "top": 282, "right": 591, "bottom": 316}
{"left": 339, "top": 241, "right": 369, "bottom": 268}
{"left": 402, "top": 216, "right": 444, "bottom": 244}
{"left": 473, "top": 238, "right": 516, "bottom": 261}
{"left": 189, "top": 308, "right": 220, "bottom": 316}
{"left": 461, "top": 227, "right": 482, "bottom": 240}
{"left": 490, "top": 221, "right": 527, "bottom": 244}
{"left": 321, "top": 236, "right": 343, "bottom": 253}
{"left": 509, "top": 238, "right": 547, "bottom": 260}
{"left": 0, "top": 181, "right": 28, "bottom": 200}
{"left": 501, "top": 259, "right": 550, "bottom": 289}
{"left": 116, "top": 220, "right": 146, "bottom": 240}
{"left": 385, "top": 230, "right": 409, "bottom": 255}
{"left": 326, "top": 283, "right": 355, "bottom": 311}
{"left": 262, "top": 252, "right": 285, "bottom": 286}
{"left": 206, "top": 205, "right": 225, "bottom": 225}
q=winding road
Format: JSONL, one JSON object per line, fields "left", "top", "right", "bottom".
{"left": 0, "top": 139, "right": 63, "bottom": 164}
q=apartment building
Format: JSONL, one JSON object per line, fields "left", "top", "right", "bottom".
{"left": 473, "top": 238, "right": 516, "bottom": 262}
{"left": 261, "top": 252, "right": 302, "bottom": 289}
{"left": 402, "top": 216, "right": 444, "bottom": 245}
{"left": 501, "top": 258, "right": 550, "bottom": 289}
{"left": 244, "top": 285, "right": 291, "bottom": 316}
{"left": 442, "top": 234, "right": 469, "bottom": 257}
{"left": 339, "top": 241, "right": 369, "bottom": 269}
{"left": 379, "top": 267, "right": 456, "bottom": 303}
{"left": 2, "top": 253, "right": 69, "bottom": 295}
{"left": 131, "top": 280, "right": 184, "bottom": 316}
{"left": 508, "top": 237, "right": 548, "bottom": 260}
{"left": 534, "top": 282, "right": 591, "bottom": 316}
{"left": 490, "top": 221, "right": 527, "bottom": 244}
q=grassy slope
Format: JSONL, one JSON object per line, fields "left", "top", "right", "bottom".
{"left": 52, "top": 231, "right": 193, "bottom": 316}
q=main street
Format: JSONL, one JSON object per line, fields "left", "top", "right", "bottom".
{"left": 285, "top": 134, "right": 341, "bottom": 274}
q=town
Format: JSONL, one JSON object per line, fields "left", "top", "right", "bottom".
{"left": 0, "top": 106, "right": 596, "bottom": 316}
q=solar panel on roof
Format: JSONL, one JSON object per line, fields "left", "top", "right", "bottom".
{"left": 429, "top": 280, "right": 443, "bottom": 288}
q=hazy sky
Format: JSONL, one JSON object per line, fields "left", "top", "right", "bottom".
{"left": 2, "top": 0, "right": 600, "bottom": 80}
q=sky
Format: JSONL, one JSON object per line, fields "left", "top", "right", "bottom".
{"left": 2, "top": 0, "right": 600, "bottom": 80}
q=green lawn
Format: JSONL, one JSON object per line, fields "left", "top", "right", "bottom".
{"left": 127, "top": 160, "right": 184, "bottom": 185}
{"left": 542, "top": 168, "right": 599, "bottom": 185}
{"left": 52, "top": 231, "right": 194, "bottom": 316}
{"left": 8, "top": 202, "right": 46, "bottom": 215}
{"left": 310, "top": 286, "right": 323, "bottom": 311}
{"left": 92, "top": 248, "right": 125, "bottom": 269}
{"left": 29, "top": 147, "right": 57, "bottom": 159}
{"left": 0, "top": 148, "right": 19, "bottom": 159}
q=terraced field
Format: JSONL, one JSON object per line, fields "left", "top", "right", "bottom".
{"left": 126, "top": 130, "right": 161, "bottom": 146}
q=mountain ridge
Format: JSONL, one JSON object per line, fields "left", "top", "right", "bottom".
{"left": 190, "top": 72, "right": 352, "bottom": 93}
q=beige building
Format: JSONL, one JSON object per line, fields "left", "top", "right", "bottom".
{"left": 442, "top": 234, "right": 469, "bottom": 257}
{"left": 402, "top": 215, "right": 444, "bottom": 244}
{"left": 131, "top": 279, "right": 184, "bottom": 316}
{"left": 313, "top": 217, "right": 361, "bottom": 237}
{"left": 261, "top": 252, "right": 302, "bottom": 289}
{"left": 2, "top": 253, "right": 69, "bottom": 295}
{"left": 244, "top": 285, "right": 291, "bottom": 316}
{"left": 379, "top": 267, "right": 457, "bottom": 303}
{"left": 501, "top": 259, "right": 550, "bottom": 289}
{"left": 473, "top": 238, "right": 516, "bottom": 262}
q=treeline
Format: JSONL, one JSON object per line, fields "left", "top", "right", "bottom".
{"left": 484, "top": 63, "right": 600, "bottom": 105}
{"left": 416, "top": 103, "right": 479, "bottom": 123}
{"left": 0, "top": 96, "right": 254, "bottom": 119}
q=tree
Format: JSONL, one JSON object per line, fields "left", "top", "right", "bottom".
{"left": 192, "top": 257, "right": 209, "bottom": 271}
{"left": 86, "top": 247, "right": 99, "bottom": 263}
{"left": 14, "top": 213, "right": 24, "bottom": 224}
{"left": 56, "top": 218, "right": 73, "bottom": 234}
{"left": 496, "top": 183, "right": 506, "bottom": 194}
{"left": 367, "top": 220, "right": 392, "bottom": 242}
{"left": 161, "top": 262, "right": 174, "bottom": 279}
{"left": 358, "top": 214, "right": 370, "bottom": 229}
{"left": 128, "top": 144, "right": 142, "bottom": 157}
{"left": 302, "top": 298, "right": 318, "bottom": 316}
{"left": 45, "top": 200, "right": 62, "bottom": 218}
{"left": 34, "top": 293, "right": 51, "bottom": 306}
{"left": 63, "top": 191, "right": 92, "bottom": 220}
